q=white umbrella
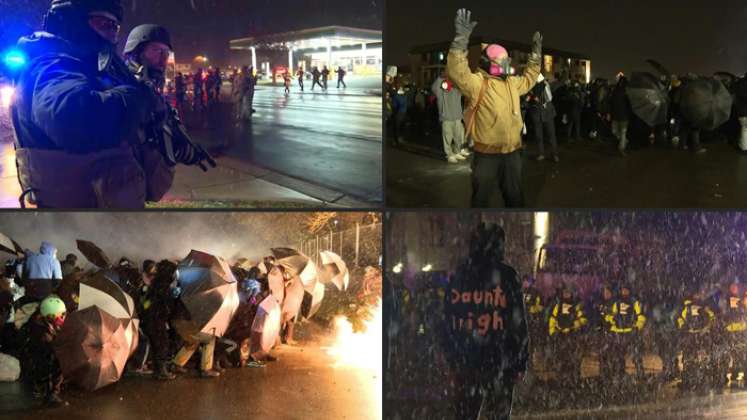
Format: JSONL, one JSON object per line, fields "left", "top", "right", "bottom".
{"left": 319, "top": 251, "right": 349, "bottom": 291}
{"left": 252, "top": 295, "right": 281, "bottom": 353}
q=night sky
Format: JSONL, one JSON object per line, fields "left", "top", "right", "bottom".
{"left": 385, "top": 0, "right": 747, "bottom": 79}
{"left": 0, "top": 0, "right": 382, "bottom": 66}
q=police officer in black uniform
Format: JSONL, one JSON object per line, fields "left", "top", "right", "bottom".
{"left": 10, "top": 0, "right": 173, "bottom": 208}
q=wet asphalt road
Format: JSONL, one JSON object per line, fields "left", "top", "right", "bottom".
{"left": 0, "top": 337, "right": 380, "bottom": 420}
{"left": 386, "top": 132, "right": 747, "bottom": 208}
{"left": 221, "top": 79, "right": 383, "bottom": 204}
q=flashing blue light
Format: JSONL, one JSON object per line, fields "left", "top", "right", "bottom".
{"left": 3, "top": 49, "right": 27, "bottom": 70}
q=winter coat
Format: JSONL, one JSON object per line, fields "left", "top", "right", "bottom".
{"left": 443, "top": 254, "right": 528, "bottom": 385}
{"left": 12, "top": 32, "right": 150, "bottom": 153}
{"left": 430, "top": 77, "right": 464, "bottom": 122}
{"left": 610, "top": 84, "right": 632, "bottom": 122}
{"left": 527, "top": 81, "right": 557, "bottom": 122}
{"left": 447, "top": 49, "right": 540, "bottom": 154}
{"left": 23, "top": 242, "right": 62, "bottom": 281}
{"left": 12, "top": 32, "right": 171, "bottom": 208}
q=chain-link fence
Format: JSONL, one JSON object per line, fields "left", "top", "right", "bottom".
{"left": 298, "top": 222, "right": 382, "bottom": 270}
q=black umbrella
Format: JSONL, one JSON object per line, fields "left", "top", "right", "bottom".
{"left": 627, "top": 72, "right": 669, "bottom": 127}
{"left": 645, "top": 59, "right": 671, "bottom": 77}
{"left": 679, "top": 77, "right": 734, "bottom": 130}
{"left": 734, "top": 78, "right": 747, "bottom": 116}
{"left": 76, "top": 239, "right": 111, "bottom": 269}
{"left": 0, "top": 232, "right": 23, "bottom": 256}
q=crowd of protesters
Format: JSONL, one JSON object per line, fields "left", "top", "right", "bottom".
{"left": 0, "top": 242, "right": 325, "bottom": 407}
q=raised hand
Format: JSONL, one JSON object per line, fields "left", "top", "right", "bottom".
{"left": 452, "top": 8, "right": 478, "bottom": 51}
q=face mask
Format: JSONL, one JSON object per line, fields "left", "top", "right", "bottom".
{"left": 485, "top": 44, "right": 510, "bottom": 76}
{"left": 50, "top": 314, "right": 65, "bottom": 329}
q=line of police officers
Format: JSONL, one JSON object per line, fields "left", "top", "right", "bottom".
{"left": 522, "top": 277, "right": 747, "bottom": 389}
{"left": 10, "top": 0, "right": 213, "bottom": 209}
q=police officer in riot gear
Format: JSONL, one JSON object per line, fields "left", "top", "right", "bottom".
{"left": 10, "top": 0, "right": 167, "bottom": 208}
{"left": 677, "top": 288, "right": 716, "bottom": 389}
{"left": 605, "top": 283, "right": 646, "bottom": 383}
{"left": 548, "top": 283, "right": 587, "bottom": 384}
{"left": 122, "top": 24, "right": 214, "bottom": 188}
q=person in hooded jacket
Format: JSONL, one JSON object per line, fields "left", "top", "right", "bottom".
{"left": 19, "top": 241, "right": 62, "bottom": 303}
{"left": 447, "top": 9, "right": 541, "bottom": 208}
{"left": 548, "top": 283, "right": 587, "bottom": 384}
{"left": 18, "top": 295, "right": 66, "bottom": 406}
{"left": 141, "top": 260, "right": 177, "bottom": 380}
{"left": 10, "top": 0, "right": 170, "bottom": 208}
{"left": 442, "top": 222, "right": 527, "bottom": 420}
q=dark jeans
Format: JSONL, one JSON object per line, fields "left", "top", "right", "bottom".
{"left": 566, "top": 109, "right": 582, "bottom": 140}
{"left": 142, "top": 317, "right": 171, "bottom": 371}
{"left": 337, "top": 78, "right": 346, "bottom": 88}
{"left": 611, "top": 333, "right": 644, "bottom": 380}
{"left": 454, "top": 374, "right": 515, "bottom": 420}
{"left": 471, "top": 151, "right": 524, "bottom": 208}
{"left": 529, "top": 109, "right": 558, "bottom": 156}
{"left": 311, "top": 79, "right": 323, "bottom": 90}
{"left": 681, "top": 124, "right": 703, "bottom": 151}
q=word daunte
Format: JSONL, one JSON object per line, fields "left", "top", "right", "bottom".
{"left": 450, "top": 286, "right": 508, "bottom": 336}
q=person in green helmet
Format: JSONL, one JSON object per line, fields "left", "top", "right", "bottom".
{"left": 19, "top": 295, "right": 67, "bottom": 406}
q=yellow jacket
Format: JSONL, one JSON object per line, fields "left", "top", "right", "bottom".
{"left": 604, "top": 300, "right": 646, "bottom": 333}
{"left": 549, "top": 302, "right": 587, "bottom": 336}
{"left": 676, "top": 300, "right": 715, "bottom": 333}
{"left": 525, "top": 293, "right": 544, "bottom": 315}
{"left": 446, "top": 49, "right": 541, "bottom": 154}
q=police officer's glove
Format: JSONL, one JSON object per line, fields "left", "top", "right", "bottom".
{"left": 531, "top": 31, "right": 543, "bottom": 61}
{"left": 452, "top": 8, "right": 477, "bottom": 51}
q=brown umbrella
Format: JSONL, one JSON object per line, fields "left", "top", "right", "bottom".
{"left": 177, "top": 251, "right": 239, "bottom": 338}
{"left": 0, "top": 232, "right": 23, "bottom": 256}
{"left": 78, "top": 270, "right": 139, "bottom": 356}
{"left": 54, "top": 306, "right": 130, "bottom": 391}
{"left": 76, "top": 239, "right": 111, "bottom": 269}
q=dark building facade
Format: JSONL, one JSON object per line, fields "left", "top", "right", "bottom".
{"left": 408, "top": 36, "right": 591, "bottom": 88}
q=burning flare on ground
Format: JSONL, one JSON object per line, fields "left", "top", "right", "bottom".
{"left": 326, "top": 299, "right": 382, "bottom": 371}
{"left": 325, "top": 299, "right": 382, "bottom": 419}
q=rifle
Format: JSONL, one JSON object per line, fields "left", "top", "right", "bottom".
{"left": 160, "top": 102, "right": 217, "bottom": 172}
{"left": 131, "top": 61, "right": 216, "bottom": 172}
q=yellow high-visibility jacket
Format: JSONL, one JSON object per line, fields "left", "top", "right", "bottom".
{"left": 722, "top": 294, "right": 747, "bottom": 332}
{"left": 677, "top": 299, "right": 715, "bottom": 333}
{"left": 524, "top": 292, "right": 544, "bottom": 315}
{"left": 549, "top": 301, "right": 587, "bottom": 336}
{"left": 604, "top": 299, "right": 646, "bottom": 333}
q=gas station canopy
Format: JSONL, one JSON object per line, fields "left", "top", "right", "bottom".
{"left": 229, "top": 25, "right": 382, "bottom": 52}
